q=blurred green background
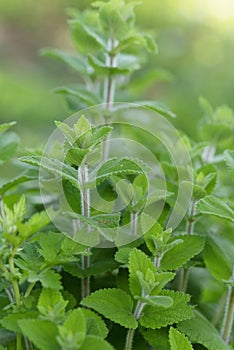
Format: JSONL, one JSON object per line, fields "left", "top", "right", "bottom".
{"left": 1, "top": 0, "right": 234, "bottom": 146}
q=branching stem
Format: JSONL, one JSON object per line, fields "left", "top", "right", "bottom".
{"left": 125, "top": 300, "right": 145, "bottom": 350}
{"left": 103, "top": 37, "right": 117, "bottom": 160}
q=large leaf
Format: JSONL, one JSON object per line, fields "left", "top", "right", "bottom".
{"left": 140, "top": 290, "right": 193, "bottom": 329}
{"left": 204, "top": 233, "right": 234, "bottom": 281}
{"left": 81, "top": 288, "right": 137, "bottom": 329}
{"left": 160, "top": 235, "right": 205, "bottom": 271}
{"left": 140, "top": 327, "right": 170, "bottom": 350}
{"left": 19, "top": 155, "right": 79, "bottom": 189}
{"left": 196, "top": 195, "right": 234, "bottom": 223}
{"left": 18, "top": 319, "right": 60, "bottom": 350}
{"left": 178, "top": 310, "right": 230, "bottom": 350}
{"left": 169, "top": 327, "right": 193, "bottom": 350}
{"left": 0, "top": 311, "right": 37, "bottom": 332}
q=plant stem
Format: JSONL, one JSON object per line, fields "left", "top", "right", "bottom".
{"left": 103, "top": 37, "right": 117, "bottom": 160}
{"left": 221, "top": 273, "right": 234, "bottom": 343}
{"left": 78, "top": 164, "right": 91, "bottom": 298}
{"left": 9, "top": 253, "right": 22, "bottom": 350}
{"left": 154, "top": 256, "right": 161, "bottom": 269}
{"left": 130, "top": 212, "right": 138, "bottom": 236}
{"left": 125, "top": 300, "right": 145, "bottom": 350}
{"left": 24, "top": 282, "right": 36, "bottom": 298}
{"left": 179, "top": 200, "right": 196, "bottom": 292}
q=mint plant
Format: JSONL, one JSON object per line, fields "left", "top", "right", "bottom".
{"left": 0, "top": 1, "right": 234, "bottom": 350}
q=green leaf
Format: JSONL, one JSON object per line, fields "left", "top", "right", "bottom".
{"left": 99, "top": 2, "right": 126, "bottom": 39}
{"left": 17, "top": 210, "right": 50, "bottom": 238}
{"left": 57, "top": 308, "right": 86, "bottom": 349}
{"left": 89, "top": 157, "right": 150, "bottom": 187}
{"left": 224, "top": 150, "right": 234, "bottom": 180}
{"left": 18, "top": 319, "right": 60, "bottom": 350}
{"left": 40, "top": 48, "right": 87, "bottom": 74}
{"left": 54, "top": 86, "right": 102, "bottom": 106}
{"left": 0, "top": 121, "right": 16, "bottom": 134}
{"left": 19, "top": 155, "right": 79, "bottom": 189}
{"left": 113, "top": 101, "right": 176, "bottom": 118}
{"left": 0, "top": 132, "right": 20, "bottom": 164}
{"left": 79, "top": 335, "right": 115, "bottom": 350}
{"left": 196, "top": 195, "right": 234, "bottom": 223}
{"left": 37, "top": 288, "right": 67, "bottom": 322}
{"left": 82, "top": 309, "right": 108, "bottom": 338}
{"left": 38, "top": 270, "right": 62, "bottom": 290}
{"left": 204, "top": 233, "right": 233, "bottom": 281}
{"left": 88, "top": 55, "right": 131, "bottom": 75}
{"left": 129, "top": 248, "right": 156, "bottom": 297}
{"left": 0, "top": 311, "right": 37, "bottom": 332}
{"left": 81, "top": 288, "right": 137, "bottom": 329}
{"left": 160, "top": 235, "right": 205, "bottom": 271}
{"left": 169, "top": 327, "right": 193, "bottom": 350}
{"left": 178, "top": 310, "right": 230, "bottom": 350}
{"left": 0, "top": 173, "right": 37, "bottom": 196}
{"left": 65, "top": 212, "right": 120, "bottom": 229}
{"left": 140, "top": 290, "right": 193, "bottom": 329}
{"left": 141, "top": 327, "right": 170, "bottom": 350}
{"left": 70, "top": 19, "right": 106, "bottom": 54}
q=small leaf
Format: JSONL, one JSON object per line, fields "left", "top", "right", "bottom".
{"left": 140, "top": 290, "right": 193, "bottom": 329}
{"left": 141, "top": 327, "right": 170, "bottom": 350}
{"left": 37, "top": 270, "right": 62, "bottom": 290}
{"left": 113, "top": 101, "right": 176, "bottom": 118}
{"left": 19, "top": 155, "right": 79, "bottom": 189}
{"left": 81, "top": 288, "right": 137, "bottom": 329}
{"left": 88, "top": 55, "right": 131, "bottom": 75}
{"left": 196, "top": 195, "right": 234, "bottom": 223}
{"left": 18, "top": 319, "right": 60, "bottom": 350}
{"left": 178, "top": 310, "right": 230, "bottom": 350}
{"left": 169, "top": 327, "right": 193, "bottom": 350}
{"left": 57, "top": 308, "right": 86, "bottom": 348}
{"left": 65, "top": 212, "right": 120, "bottom": 229}
{"left": 37, "top": 289, "right": 67, "bottom": 321}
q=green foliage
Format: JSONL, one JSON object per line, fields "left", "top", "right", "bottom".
{"left": 139, "top": 290, "right": 194, "bottom": 329}
{"left": 196, "top": 195, "right": 234, "bottom": 223}
{"left": 1, "top": 1, "right": 234, "bottom": 350}
{"left": 81, "top": 288, "right": 138, "bottom": 329}
{"left": 178, "top": 310, "right": 230, "bottom": 350}
{"left": 169, "top": 327, "right": 193, "bottom": 350}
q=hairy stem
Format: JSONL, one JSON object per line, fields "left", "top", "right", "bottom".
{"left": 125, "top": 300, "right": 145, "bottom": 350}
{"left": 78, "top": 164, "right": 91, "bottom": 298}
{"left": 221, "top": 278, "right": 234, "bottom": 343}
{"left": 103, "top": 38, "right": 117, "bottom": 160}
{"left": 179, "top": 200, "right": 196, "bottom": 292}
{"left": 130, "top": 212, "right": 138, "bottom": 236}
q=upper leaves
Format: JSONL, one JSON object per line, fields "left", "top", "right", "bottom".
{"left": 196, "top": 195, "right": 234, "bottom": 223}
